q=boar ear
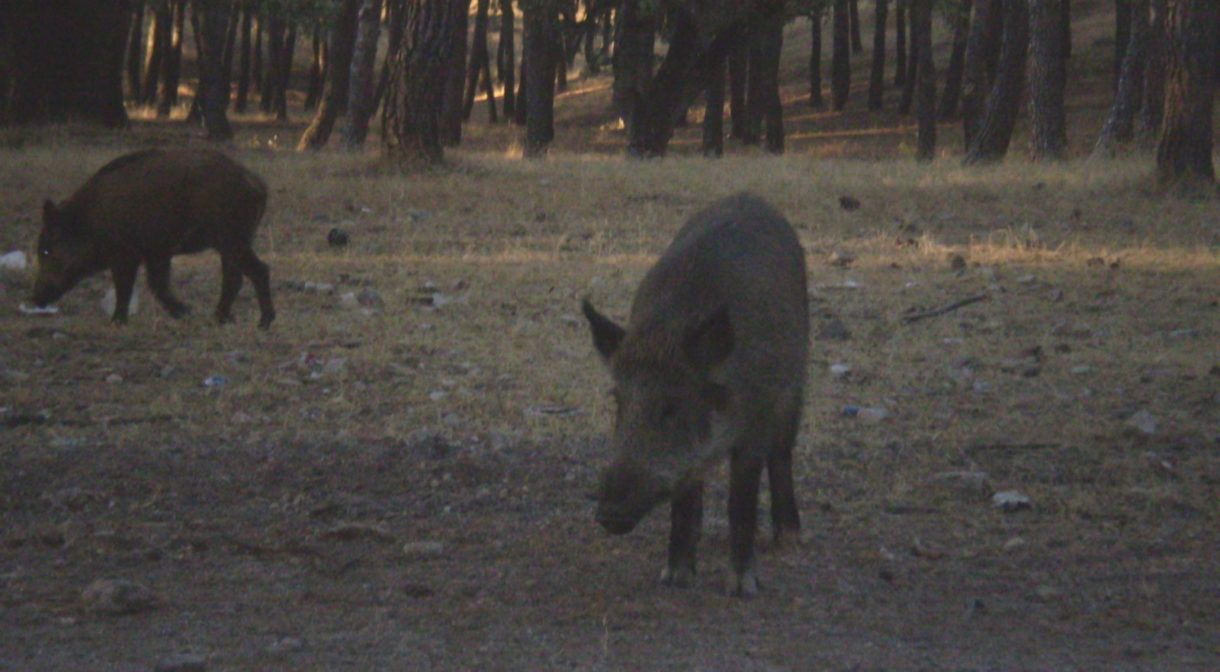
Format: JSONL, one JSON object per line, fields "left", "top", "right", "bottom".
{"left": 582, "top": 299, "right": 625, "bottom": 361}
{"left": 685, "top": 305, "right": 734, "bottom": 369}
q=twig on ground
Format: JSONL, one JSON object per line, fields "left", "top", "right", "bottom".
{"left": 902, "top": 294, "right": 990, "bottom": 324}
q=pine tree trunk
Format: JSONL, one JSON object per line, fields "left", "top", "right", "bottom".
{"left": 849, "top": 0, "right": 864, "bottom": 54}
{"left": 1139, "top": 0, "right": 1166, "bottom": 139}
{"left": 898, "top": 14, "right": 919, "bottom": 115}
{"left": 235, "top": 3, "right": 253, "bottom": 112}
{"left": 304, "top": 23, "right": 325, "bottom": 110}
{"left": 440, "top": 0, "right": 468, "bottom": 146}
{"left": 913, "top": 0, "right": 936, "bottom": 161}
{"left": 344, "top": 0, "right": 384, "bottom": 148}
{"left": 260, "top": 16, "right": 282, "bottom": 113}
{"left": 748, "top": 9, "right": 784, "bottom": 153}
{"left": 729, "top": 33, "right": 748, "bottom": 138}
{"left": 198, "top": 1, "right": 235, "bottom": 140}
{"left": 1155, "top": 0, "right": 1217, "bottom": 184}
{"left": 384, "top": 0, "right": 463, "bottom": 164}
{"left": 524, "top": 0, "right": 558, "bottom": 156}
{"left": 703, "top": 57, "right": 727, "bottom": 157}
{"left": 961, "top": 0, "right": 1001, "bottom": 148}
{"left": 464, "top": 0, "right": 497, "bottom": 122}
{"left": 1114, "top": 0, "right": 1130, "bottom": 89}
{"left": 143, "top": 0, "right": 171, "bottom": 106}
{"left": 498, "top": 0, "right": 516, "bottom": 117}
{"left": 126, "top": 1, "right": 146, "bottom": 101}
{"left": 965, "top": 0, "right": 1030, "bottom": 164}
{"left": 832, "top": 0, "right": 851, "bottom": 110}
{"left": 938, "top": 0, "right": 970, "bottom": 119}
{"left": 1095, "top": 0, "right": 1148, "bottom": 154}
{"left": 273, "top": 25, "right": 296, "bottom": 120}
{"left": 299, "top": 0, "right": 361, "bottom": 150}
{"left": 612, "top": 0, "right": 656, "bottom": 133}
{"left": 810, "top": 9, "right": 825, "bottom": 108}
{"left": 1029, "top": 0, "right": 1068, "bottom": 160}
{"left": 157, "top": 0, "right": 187, "bottom": 118}
{"left": 867, "top": 0, "right": 888, "bottom": 111}
{"left": 894, "top": 0, "right": 906, "bottom": 87}
{"left": 251, "top": 14, "right": 263, "bottom": 96}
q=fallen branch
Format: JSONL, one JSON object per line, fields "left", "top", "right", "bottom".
{"left": 902, "top": 294, "right": 990, "bottom": 324}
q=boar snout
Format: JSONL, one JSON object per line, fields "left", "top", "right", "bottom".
{"left": 594, "top": 462, "right": 670, "bottom": 535}
{"left": 31, "top": 278, "right": 67, "bottom": 308}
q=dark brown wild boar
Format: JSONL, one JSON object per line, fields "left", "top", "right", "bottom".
{"left": 582, "top": 193, "right": 809, "bottom": 597}
{"left": 32, "top": 149, "right": 275, "bottom": 328}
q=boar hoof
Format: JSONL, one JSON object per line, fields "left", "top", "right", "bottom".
{"left": 726, "top": 568, "right": 759, "bottom": 598}
{"left": 660, "top": 565, "right": 695, "bottom": 588}
{"left": 110, "top": 314, "right": 129, "bottom": 326}
{"left": 215, "top": 311, "right": 235, "bottom": 325}
{"left": 258, "top": 312, "right": 276, "bottom": 330}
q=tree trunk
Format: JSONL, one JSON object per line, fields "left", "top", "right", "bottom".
{"left": 894, "top": 0, "right": 906, "bottom": 87}
{"left": 373, "top": 0, "right": 407, "bottom": 119}
{"left": 464, "top": 0, "right": 498, "bottom": 122}
{"left": 384, "top": 0, "right": 463, "bottom": 164}
{"left": 810, "top": 9, "right": 825, "bottom": 108}
{"left": 832, "top": 0, "right": 850, "bottom": 110}
{"left": 299, "top": 0, "right": 361, "bottom": 150}
{"left": 1115, "top": 0, "right": 1130, "bottom": 89}
{"left": 524, "top": 0, "right": 558, "bottom": 156}
{"left": 344, "top": 0, "right": 384, "bottom": 148}
{"left": 260, "top": 15, "right": 282, "bottom": 113}
{"left": 126, "top": 1, "right": 146, "bottom": 101}
{"left": 498, "top": 0, "right": 516, "bottom": 117}
{"left": 143, "top": 0, "right": 171, "bottom": 106}
{"left": 1155, "top": 0, "right": 1217, "bottom": 184}
{"left": 235, "top": 3, "right": 253, "bottom": 113}
{"left": 0, "top": 0, "right": 130, "bottom": 127}
{"left": 1139, "top": 0, "right": 1166, "bottom": 139}
{"left": 1029, "top": 0, "right": 1068, "bottom": 160}
{"left": 748, "top": 9, "right": 784, "bottom": 153}
{"left": 965, "top": 0, "right": 1030, "bottom": 164}
{"left": 273, "top": 25, "right": 296, "bottom": 121}
{"left": 304, "top": 23, "right": 326, "bottom": 111}
{"left": 961, "top": 0, "right": 1001, "bottom": 148}
{"left": 1062, "top": 0, "right": 1071, "bottom": 57}
{"left": 898, "top": 11, "right": 919, "bottom": 115}
{"left": 849, "top": 0, "right": 864, "bottom": 53}
{"left": 938, "top": 0, "right": 970, "bottom": 119}
{"left": 703, "top": 57, "right": 727, "bottom": 156}
{"left": 251, "top": 13, "right": 263, "bottom": 97}
{"left": 157, "top": 0, "right": 187, "bottom": 118}
{"left": 612, "top": 0, "right": 656, "bottom": 133}
{"left": 198, "top": 0, "right": 235, "bottom": 140}
{"left": 867, "top": 0, "right": 888, "bottom": 110}
{"left": 440, "top": 0, "right": 468, "bottom": 146}
{"left": 913, "top": 0, "right": 936, "bottom": 161}
{"left": 1095, "top": 0, "right": 1148, "bottom": 154}
{"left": 222, "top": 1, "right": 241, "bottom": 100}
{"left": 729, "top": 32, "right": 748, "bottom": 138}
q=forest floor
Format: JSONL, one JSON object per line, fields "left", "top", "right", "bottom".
{"left": 2, "top": 3, "right": 1219, "bottom": 670}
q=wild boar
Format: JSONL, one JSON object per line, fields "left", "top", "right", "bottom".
{"left": 582, "top": 192, "right": 809, "bottom": 597}
{"left": 32, "top": 149, "right": 275, "bottom": 328}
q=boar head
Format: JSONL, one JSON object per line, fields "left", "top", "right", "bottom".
{"left": 582, "top": 299, "right": 736, "bottom": 534}
{"left": 32, "top": 200, "right": 103, "bottom": 307}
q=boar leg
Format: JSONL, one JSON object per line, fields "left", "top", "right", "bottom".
{"left": 215, "top": 254, "right": 244, "bottom": 324}
{"left": 145, "top": 255, "right": 191, "bottom": 318}
{"left": 109, "top": 259, "right": 140, "bottom": 324}
{"left": 234, "top": 246, "right": 275, "bottom": 329}
{"left": 766, "top": 406, "right": 802, "bottom": 545}
{"left": 727, "top": 452, "right": 763, "bottom": 597}
{"left": 661, "top": 480, "right": 704, "bottom": 588}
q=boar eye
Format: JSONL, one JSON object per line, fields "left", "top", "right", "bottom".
{"left": 39, "top": 248, "right": 50, "bottom": 258}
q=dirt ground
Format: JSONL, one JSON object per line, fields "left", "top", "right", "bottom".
{"left": 2, "top": 3, "right": 1219, "bottom": 670}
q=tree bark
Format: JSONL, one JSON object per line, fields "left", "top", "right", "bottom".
{"left": 961, "top": 0, "right": 1001, "bottom": 148}
{"left": 1095, "top": 0, "right": 1148, "bottom": 154}
{"left": 703, "top": 57, "right": 727, "bottom": 156}
{"left": 498, "top": 0, "right": 516, "bottom": 117}
{"left": 143, "top": 0, "right": 171, "bottom": 106}
{"left": 965, "top": 0, "right": 1029, "bottom": 164}
{"left": 1139, "top": 0, "right": 1166, "bottom": 139}
{"left": 304, "top": 23, "right": 326, "bottom": 111}
{"left": 938, "top": 0, "right": 970, "bottom": 119}
{"left": 729, "top": 32, "right": 748, "bottom": 138}
{"left": 612, "top": 0, "right": 656, "bottom": 133}
{"left": 384, "top": 0, "right": 463, "bottom": 164}
{"left": 849, "top": 0, "right": 864, "bottom": 54}
{"left": 1155, "top": 0, "right": 1217, "bottom": 184}
{"left": 832, "top": 0, "right": 851, "bottom": 110}
{"left": 898, "top": 10, "right": 919, "bottom": 115}
{"left": 440, "top": 0, "right": 469, "bottom": 146}
{"left": 867, "top": 0, "right": 888, "bottom": 111}
{"left": 894, "top": 0, "right": 906, "bottom": 87}
{"left": 344, "top": 0, "right": 384, "bottom": 148}
{"left": 273, "top": 25, "right": 296, "bottom": 120}
{"left": 235, "top": 2, "right": 254, "bottom": 112}
{"left": 811, "top": 9, "right": 825, "bottom": 108}
{"left": 126, "top": 1, "right": 146, "bottom": 101}
{"left": 157, "top": 0, "right": 187, "bottom": 118}
{"left": 747, "top": 8, "right": 784, "bottom": 153}
{"left": 198, "top": 0, "right": 235, "bottom": 140}
{"left": 251, "top": 13, "right": 263, "bottom": 97}
{"left": 1115, "top": 0, "right": 1130, "bottom": 89}
{"left": 0, "top": 0, "right": 130, "bottom": 127}
{"left": 913, "top": 0, "right": 936, "bottom": 161}
{"left": 1029, "top": 0, "right": 1068, "bottom": 160}
{"left": 464, "top": 0, "right": 498, "bottom": 122}
{"left": 299, "top": 0, "right": 361, "bottom": 150}
{"left": 524, "top": 0, "right": 558, "bottom": 156}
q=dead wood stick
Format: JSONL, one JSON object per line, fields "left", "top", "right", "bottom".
{"left": 902, "top": 294, "right": 990, "bottom": 324}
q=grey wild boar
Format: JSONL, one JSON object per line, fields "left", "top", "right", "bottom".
{"left": 582, "top": 193, "right": 809, "bottom": 597}
{"left": 32, "top": 149, "right": 275, "bottom": 328}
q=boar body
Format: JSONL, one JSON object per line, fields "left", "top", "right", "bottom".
{"left": 583, "top": 193, "right": 809, "bottom": 596}
{"left": 33, "top": 149, "right": 275, "bottom": 328}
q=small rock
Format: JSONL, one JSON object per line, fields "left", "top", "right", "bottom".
{"left": 406, "top": 209, "right": 430, "bottom": 222}
{"left": 322, "top": 358, "right": 347, "bottom": 375}
{"left": 154, "top": 653, "right": 207, "bottom": 672}
{"left": 829, "top": 363, "right": 852, "bottom": 379}
{"left": 1003, "top": 537, "right": 1027, "bottom": 552}
{"left": 18, "top": 303, "right": 59, "bottom": 316}
{"left": 1016, "top": 274, "right": 1036, "bottom": 285}
{"left": 339, "top": 291, "right": 359, "bottom": 309}
{"left": 840, "top": 405, "right": 859, "bottom": 418}
{"left": 402, "top": 541, "right": 445, "bottom": 560}
{"left": 202, "top": 375, "right": 228, "bottom": 388}
{"left": 267, "top": 637, "right": 303, "bottom": 655}
{"left": 1070, "top": 366, "right": 1092, "bottom": 375}
{"left": 81, "top": 578, "right": 156, "bottom": 616}
{"left": 356, "top": 287, "right": 383, "bottom": 309}
{"left": 1126, "top": 409, "right": 1158, "bottom": 435}
{"left": 0, "top": 250, "right": 28, "bottom": 271}
{"left": 857, "top": 407, "right": 889, "bottom": 423}
{"left": 428, "top": 390, "right": 448, "bottom": 402}
{"left": 828, "top": 250, "right": 855, "bottom": 267}
{"left": 838, "top": 196, "right": 861, "bottom": 211}
{"left": 301, "top": 281, "right": 334, "bottom": 293}
{"left": 992, "top": 490, "right": 1032, "bottom": 512}
{"left": 327, "top": 228, "right": 349, "bottom": 247}
{"left": 105, "top": 373, "right": 123, "bottom": 385}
